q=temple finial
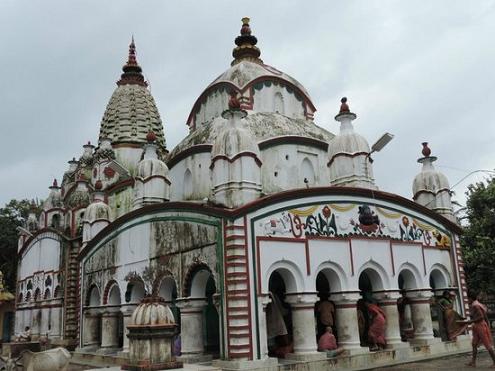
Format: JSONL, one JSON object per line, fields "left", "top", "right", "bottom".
{"left": 231, "top": 17, "right": 263, "bottom": 66}
{"left": 117, "top": 36, "right": 147, "bottom": 87}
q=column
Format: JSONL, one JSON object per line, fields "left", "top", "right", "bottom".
{"left": 331, "top": 292, "right": 368, "bottom": 355}
{"left": 176, "top": 298, "right": 207, "bottom": 359}
{"left": 285, "top": 293, "right": 326, "bottom": 361}
{"left": 374, "top": 291, "right": 408, "bottom": 349}
{"left": 83, "top": 309, "right": 100, "bottom": 348}
{"left": 407, "top": 289, "right": 439, "bottom": 345}
{"left": 258, "top": 295, "right": 271, "bottom": 360}
{"left": 100, "top": 309, "right": 120, "bottom": 349}
{"left": 120, "top": 305, "right": 136, "bottom": 353}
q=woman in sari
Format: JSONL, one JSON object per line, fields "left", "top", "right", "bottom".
{"left": 438, "top": 290, "right": 468, "bottom": 341}
{"left": 366, "top": 301, "right": 386, "bottom": 350}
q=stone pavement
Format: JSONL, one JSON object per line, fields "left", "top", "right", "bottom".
{"left": 375, "top": 351, "right": 494, "bottom": 370}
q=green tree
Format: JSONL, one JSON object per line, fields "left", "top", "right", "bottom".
{"left": 0, "top": 199, "right": 41, "bottom": 291}
{"left": 461, "top": 176, "right": 495, "bottom": 295}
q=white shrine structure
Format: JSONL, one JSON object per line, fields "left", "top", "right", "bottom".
{"left": 14, "top": 18, "right": 470, "bottom": 370}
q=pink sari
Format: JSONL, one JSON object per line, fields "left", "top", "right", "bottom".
{"left": 368, "top": 303, "right": 387, "bottom": 346}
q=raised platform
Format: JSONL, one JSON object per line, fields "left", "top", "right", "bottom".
{"left": 74, "top": 337, "right": 472, "bottom": 371}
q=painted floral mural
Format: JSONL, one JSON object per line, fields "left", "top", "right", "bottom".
{"left": 258, "top": 202, "right": 451, "bottom": 249}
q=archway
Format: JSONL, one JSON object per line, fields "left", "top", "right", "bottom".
{"left": 125, "top": 280, "right": 145, "bottom": 304}
{"left": 397, "top": 269, "right": 418, "bottom": 342}
{"left": 157, "top": 276, "right": 179, "bottom": 324}
{"left": 105, "top": 284, "right": 123, "bottom": 349}
{"left": 184, "top": 266, "right": 220, "bottom": 357}
{"left": 315, "top": 266, "right": 342, "bottom": 340}
{"left": 429, "top": 267, "right": 452, "bottom": 340}
{"left": 358, "top": 268, "right": 385, "bottom": 346}
{"left": 266, "top": 269, "right": 294, "bottom": 358}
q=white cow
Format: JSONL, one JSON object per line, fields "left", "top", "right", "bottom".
{"left": 1, "top": 347, "right": 71, "bottom": 371}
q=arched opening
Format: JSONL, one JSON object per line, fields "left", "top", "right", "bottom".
{"left": 266, "top": 270, "right": 293, "bottom": 358}
{"left": 106, "top": 284, "right": 124, "bottom": 348}
{"left": 358, "top": 268, "right": 385, "bottom": 348}
{"left": 125, "top": 280, "right": 145, "bottom": 304}
{"left": 429, "top": 268, "right": 457, "bottom": 341}
{"left": 183, "top": 169, "right": 193, "bottom": 199}
{"left": 51, "top": 214, "right": 61, "bottom": 228}
{"left": 315, "top": 268, "right": 341, "bottom": 342}
{"left": 186, "top": 267, "right": 220, "bottom": 357}
{"left": 44, "top": 288, "right": 51, "bottom": 300}
{"left": 158, "top": 276, "right": 179, "bottom": 323}
{"left": 397, "top": 270, "right": 416, "bottom": 342}
{"left": 25, "top": 291, "right": 31, "bottom": 302}
{"left": 34, "top": 288, "right": 41, "bottom": 302}
{"left": 54, "top": 286, "right": 62, "bottom": 299}
{"left": 300, "top": 158, "right": 315, "bottom": 187}
{"left": 88, "top": 286, "right": 100, "bottom": 307}
{"left": 274, "top": 92, "right": 285, "bottom": 114}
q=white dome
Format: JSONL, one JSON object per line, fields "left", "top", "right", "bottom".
{"left": 130, "top": 298, "right": 176, "bottom": 326}
{"left": 84, "top": 198, "right": 111, "bottom": 223}
{"left": 211, "top": 115, "right": 260, "bottom": 158}
{"left": 328, "top": 132, "right": 370, "bottom": 160}
{"left": 137, "top": 157, "right": 169, "bottom": 179}
{"left": 412, "top": 157, "right": 450, "bottom": 198}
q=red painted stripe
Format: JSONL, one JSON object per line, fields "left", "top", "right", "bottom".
{"left": 389, "top": 240, "right": 395, "bottom": 276}
{"left": 349, "top": 239, "right": 355, "bottom": 276}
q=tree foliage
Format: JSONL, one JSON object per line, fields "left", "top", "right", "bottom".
{"left": 0, "top": 199, "right": 41, "bottom": 291}
{"left": 461, "top": 176, "right": 495, "bottom": 295}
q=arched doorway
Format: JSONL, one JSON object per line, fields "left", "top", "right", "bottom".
{"left": 397, "top": 269, "right": 417, "bottom": 342}
{"left": 315, "top": 267, "right": 342, "bottom": 341}
{"left": 84, "top": 285, "right": 102, "bottom": 348}
{"left": 104, "top": 284, "right": 123, "bottom": 349}
{"left": 266, "top": 269, "right": 293, "bottom": 358}
{"left": 158, "top": 276, "right": 179, "bottom": 324}
{"left": 429, "top": 268, "right": 452, "bottom": 341}
{"left": 358, "top": 268, "right": 385, "bottom": 347}
{"left": 183, "top": 266, "right": 220, "bottom": 358}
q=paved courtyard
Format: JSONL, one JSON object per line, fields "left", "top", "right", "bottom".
{"left": 65, "top": 352, "right": 495, "bottom": 370}
{"left": 375, "top": 351, "right": 494, "bottom": 370}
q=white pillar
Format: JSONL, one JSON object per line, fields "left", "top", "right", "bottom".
{"left": 83, "top": 309, "right": 101, "bottom": 348}
{"left": 374, "top": 291, "right": 408, "bottom": 349}
{"left": 331, "top": 292, "right": 368, "bottom": 355}
{"left": 100, "top": 310, "right": 119, "bottom": 349}
{"left": 285, "top": 293, "right": 325, "bottom": 361}
{"left": 258, "top": 295, "right": 271, "bottom": 360}
{"left": 176, "top": 298, "right": 207, "bottom": 356}
{"left": 407, "top": 290, "right": 439, "bottom": 345}
{"left": 121, "top": 305, "right": 136, "bottom": 353}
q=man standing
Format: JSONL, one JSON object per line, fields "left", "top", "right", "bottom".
{"left": 466, "top": 292, "right": 495, "bottom": 368}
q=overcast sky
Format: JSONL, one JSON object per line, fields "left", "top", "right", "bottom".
{"left": 1, "top": 1, "right": 494, "bottom": 209}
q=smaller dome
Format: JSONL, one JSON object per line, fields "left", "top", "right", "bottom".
{"left": 328, "top": 132, "right": 370, "bottom": 161}
{"left": 136, "top": 144, "right": 169, "bottom": 178}
{"left": 211, "top": 111, "right": 260, "bottom": 158}
{"left": 84, "top": 198, "right": 111, "bottom": 223}
{"left": 130, "top": 297, "right": 176, "bottom": 326}
{"left": 412, "top": 143, "right": 450, "bottom": 198}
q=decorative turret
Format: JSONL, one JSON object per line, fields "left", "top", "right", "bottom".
{"left": 98, "top": 38, "right": 165, "bottom": 157}
{"left": 44, "top": 179, "right": 63, "bottom": 210}
{"left": 117, "top": 37, "right": 147, "bottom": 87}
{"left": 26, "top": 201, "right": 39, "bottom": 232}
{"left": 133, "top": 130, "right": 171, "bottom": 209}
{"left": 231, "top": 17, "right": 263, "bottom": 66}
{"left": 80, "top": 141, "right": 95, "bottom": 167}
{"left": 82, "top": 180, "right": 112, "bottom": 246}
{"left": 210, "top": 92, "right": 262, "bottom": 208}
{"left": 412, "top": 142, "right": 455, "bottom": 221}
{"left": 66, "top": 174, "right": 91, "bottom": 209}
{"left": 327, "top": 98, "right": 376, "bottom": 189}
{"left": 94, "top": 137, "right": 115, "bottom": 162}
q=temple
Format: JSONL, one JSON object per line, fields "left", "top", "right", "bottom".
{"left": 14, "top": 18, "right": 470, "bottom": 370}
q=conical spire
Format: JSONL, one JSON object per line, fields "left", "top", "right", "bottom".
{"left": 117, "top": 37, "right": 147, "bottom": 87}
{"left": 231, "top": 17, "right": 263, "bottom": 66}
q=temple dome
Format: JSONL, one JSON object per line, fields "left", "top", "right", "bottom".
{"left": 98, "top": 39, "right": 165, "bottom": 148}
{"left": 170, "top": 112, "right": 333, "bottom": 161}
{"left": 84, "top": 199, "right": 111, "bottom": 223}
{"left": 136, "top": 140, "right": 169, "bottom": 179}
{"left": 186, "top": 18, "right": 316, "bottom": 129}
{"left": 328, "top": 132, "right": 370, "bottom": 161}
{"left": 130, "top": 297, "right": 176, "bottom": 326}
{"left": 412, "top": 143, "right": 450, "bottom": 199}
{"left": 211, "top": 111, "right": 259, "bottom": 158}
